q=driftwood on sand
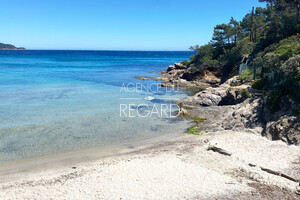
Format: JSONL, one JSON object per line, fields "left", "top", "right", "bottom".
{"left": 207, "top": 145, "right": 232, "bottom": 156}
{"left": 249, "top": 163, "right": 299, "bottom": 183}
{"left": 207, "top": 145, "right": 299, "bottom": 184}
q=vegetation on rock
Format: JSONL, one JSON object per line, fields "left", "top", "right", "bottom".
{"left": 185, "top": 0, "right": 300, "bottom": 112}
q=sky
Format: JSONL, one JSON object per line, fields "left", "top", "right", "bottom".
{"left": 0, "top": 0, "right": 265, "bottom": 50}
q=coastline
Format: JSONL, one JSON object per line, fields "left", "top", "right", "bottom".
{"left": 1, "top": 0, "right": 300, "bottom": 198}
{"left": 0, "top": 63, "right": 299, "bottom": 199}
{"left": 0, "top": 130, "right": 299, "bottom": 199}
{"left": 0, "top": 131, "right": 183, "bottom": 183}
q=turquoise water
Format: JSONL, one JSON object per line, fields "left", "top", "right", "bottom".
{"left": 0, "top": 50, "right": 192, "bottom": 164}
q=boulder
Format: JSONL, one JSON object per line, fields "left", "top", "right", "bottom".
{"left": 194, "top": 91, "right": 222, "bottom": 106}
{"left": 221, "top": 98, "right": 264, "bottom": 134}
{"left": 166, "top": 65, "right": 175, "bottom": 72}
{"left": 177, "top": 77, "right": 250, "bottom": 107}
{"left": 265, "top": 116, "right": 300, "bottom": 144}
{"left": 225, "top": 76, "right": 243, "bottom": 86}
{"left": 178, "top": 86, "right": 225, "bottom": 106}
{"left": 219, "top": 86, "right": 251, "bottom": 105}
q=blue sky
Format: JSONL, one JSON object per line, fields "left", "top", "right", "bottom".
{"left": 0, "top": 0, "right": 265, "bottom": 50}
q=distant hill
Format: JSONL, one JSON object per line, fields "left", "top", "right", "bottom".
{"left": 0, "top": 42, "right": 25, "bottom": 50}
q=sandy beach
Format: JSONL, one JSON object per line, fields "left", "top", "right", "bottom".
{"left": 0, "top": 130, "right": 299, "bottom": 200}
{"left": 1, "top": 0, "right": 300, "bottom": 199}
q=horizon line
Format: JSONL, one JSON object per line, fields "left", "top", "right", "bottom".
{"left": 21, "top": 49, "right": 193, "bottom": 52}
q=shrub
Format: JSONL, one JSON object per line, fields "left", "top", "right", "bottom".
{"left": 201, "top": 57, "right": 219, "bottom": 68}
{"left": 274, "top": 34, "right": 300, "bottom": 56}
{"left": 189, "top": 55, "right": 196, "bottom": 64}
{"left": 260, "top": 43, "right": 278, "bottom": 57}
{"left": 280, "top": 55, "right": 300, "bottom": 79}
{"left": 190, "top": 65, "right": 206, "bottom": 73}
{"left": 267, "top": 89, "right": 283, "bottom": 113}
{"left": 263, "top": 53, "right": 282, "bottom": 71}
{"left": 252, "top": 79, "right": 265, "bottom": 90}
{"left": 237, "top": 68, "right": 253, "bottom": 82}
{"left": 181, "top": 60, "right": 189, "bottom": 66}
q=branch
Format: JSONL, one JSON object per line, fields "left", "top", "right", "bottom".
{"left": 207, "top": 145, "right": 232, "bottom": 156}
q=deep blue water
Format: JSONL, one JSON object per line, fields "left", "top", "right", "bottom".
{"left": 0, "top": 50, "right": 193, "bottom": 163}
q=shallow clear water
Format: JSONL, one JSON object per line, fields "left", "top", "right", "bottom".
{"left": 0, "top": 50, "right": 192, "bottom": 164}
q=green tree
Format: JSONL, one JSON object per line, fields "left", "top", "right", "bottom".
{"left": 189, "top": 45, "right": 200, "bottom": 55}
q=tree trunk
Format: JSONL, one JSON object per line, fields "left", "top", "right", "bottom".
{"left": 254, "top": 22, "right": 257, "bottom": 42}
{"left": 250, "top": 7, "right": 255, "bottom": 42}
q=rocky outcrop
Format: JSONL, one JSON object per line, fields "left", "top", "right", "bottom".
{"left": 222, "top": 94, "right": 300, "bottom": 144}
{"left": 160, "top": 62, "right": 220, "bottom": 88}
{"left": 265, "top": 116, "right": 300, "bottom": 144}
{"left": 178, "top": 76, "right": 300, "bottom": 144}
{"left": 177, "top": 77, "right": 251, "bottom": 107}
{"left": 221, "top": 98, "right": 264, "bottom": 134}
{"left": 158, "top": 59, "right": 299, "bottom": 144}
{"left": 219, "top": 86, "right": 251, "bottom": 105}
{"left": 178, "top": 86, "right": 225, "bottom": 106}
{"left": 263, "top": 96, "right": 300, "bottom": 145}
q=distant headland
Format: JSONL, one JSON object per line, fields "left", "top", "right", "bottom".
{"left": 0, "top": 42, "right": 25, "bottom": 50}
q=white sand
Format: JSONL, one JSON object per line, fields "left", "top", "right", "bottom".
{"left": 0, "top": 131, "right": 299, "bottom": 199}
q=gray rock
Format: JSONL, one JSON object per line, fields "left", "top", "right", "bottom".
{"left": 159, "top": 62, "right": 220, "bottom": 88}
{"left": 178, "top": 77, "right": 250, "bottom": 107}
{"left": 178, "top": 89, "right": 222, "bottom": 106}
{"left": 224, "top": 76, "right": 243, "bottom": 86}
{"left": 219, "top": 87, "right": 251, "bottom": 105}
{"left": 265, "top": 116, "right": 300, "bottom": 144}
{"left": 221, "top": 98, "right": 264, "bottom": 134}
{"left": 166, "top": 65, "right": 175, "bottom": 72}
{"left": 172, "top": 74, "right": 299, "bottom": 145}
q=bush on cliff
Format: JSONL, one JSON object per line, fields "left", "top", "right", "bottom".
{"left": 186, "top": 0, "right": 300, "bottom": 109}
{"left": 251, "top": 79, "right": 265, "bottom": 90}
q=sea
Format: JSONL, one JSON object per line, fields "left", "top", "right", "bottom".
{"left": 0, "top": 50, "right": 193, "bottom": 164}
